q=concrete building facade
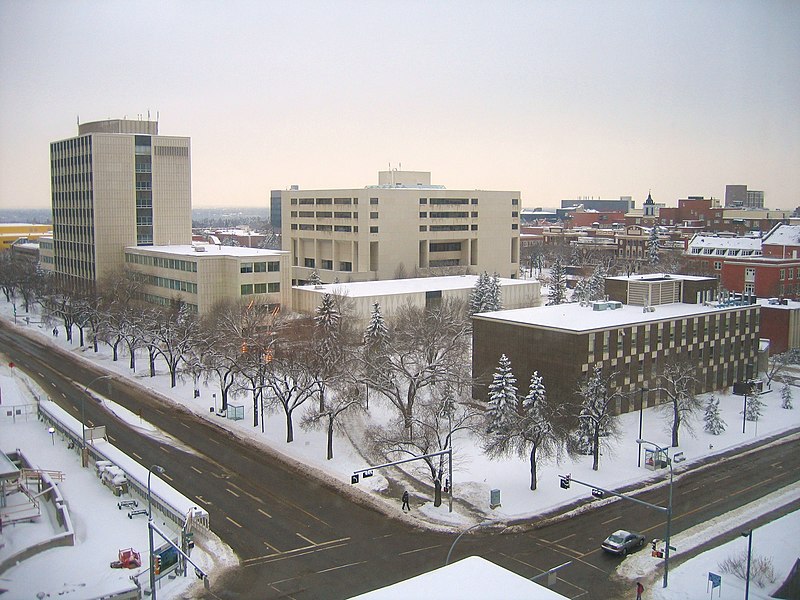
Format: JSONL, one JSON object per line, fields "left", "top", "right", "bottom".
{"left": 282, "top": 170, "right": 520, "bottom": 284}
{"left": 124, "top": 245, "right": 291, "bottom": 315}
{"left": 49, "top": 118, "right": 191, "bottom": 285}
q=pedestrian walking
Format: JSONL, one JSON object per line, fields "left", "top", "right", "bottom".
{"left": 401, "top": 490, "right": 410, "bottom": 512}
{"left": 636, "top": 581, "right": 644, "bottom": 600}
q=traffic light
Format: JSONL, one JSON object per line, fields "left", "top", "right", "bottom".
{"left": 559, "top": 474, "right": 570, "bottom": 489}
{"left": 591, "top": 488, "right": 604, "bottom": 499}
{"left": 351, "top": 474, "right": 359, "bottom": 484}
{"left": 154, "top": 555, "right": 162, "bottom": 575}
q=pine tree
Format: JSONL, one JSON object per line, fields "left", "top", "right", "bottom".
{"left": 547, "top": 257, "right": 567, "bottom": 306}
{"left": 703, "top": 395, "right": 726, "bottom": 435}
{"left": 573, "top": 277, "right": 591, "bottom": 305}
{"left": 486, "top": 354, "right": 518, "bottom": 434}
{"left": 469, "top": 272, "right": 488, "bottom": 315}
{"left": 781, "top": 384, "right": 793, "bottom": 409}
{"left": 588, "top": 265, "right": 607, "bottom": 300}
{"left": 744, "top": 392, "right": 764, "bottom": 421}
{"left": 363, "top": 302, "right": 389, "bottom": 348}
{"left": 314, "top": 294, "right": 342, "bottom": 411}
{"left": 308, "top": 270, "right": 322, "bottom": 285}
{"left": 648, "top": 226, "right": 660, "bottom": 265}
{"left": 487, "top": 273, "right": 503, "bottom": 311}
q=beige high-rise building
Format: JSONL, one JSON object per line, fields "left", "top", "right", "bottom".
{"left": 282, "top": 170, "right": 521, "bottom": 283}
{"left": 49, "top": 118, "right": 191, "bottom": 285}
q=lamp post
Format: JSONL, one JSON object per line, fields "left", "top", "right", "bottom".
{"left": 637, "top": 387, "right": 649, "bottom": 468}
{"left": 81, "top": 374, "right": 113, "bottom": 464}
{"left": 636, "top": 438, "right": 673, "bottom": 588}
{"left": 741, "top": 530, "right": 753, "bottom": 600}
{"left": 148, "top": 464, "right": 165, "bottom": 600}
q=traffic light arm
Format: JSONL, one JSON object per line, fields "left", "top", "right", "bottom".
{"left": 561, "top": 474, "right": 668, "bottom": 514}
{"left": 353, "top": 449, "right": 451, "bottom": 475}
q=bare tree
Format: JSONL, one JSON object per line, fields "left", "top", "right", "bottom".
{"left": 146, "top": 301, "right": 200, "bottom": 388}
{"left": 302, "top": 383, "right": 365, "bottom": 460}
{"left": 654, "top": 357, "right": 700, "bottom": 447}
{"left": 573, "top": 365, "right": 624, "bottom": 471}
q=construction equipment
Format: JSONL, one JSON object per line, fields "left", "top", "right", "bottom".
{"left": 110, "top": 548, "right": 141, "bottom": 569}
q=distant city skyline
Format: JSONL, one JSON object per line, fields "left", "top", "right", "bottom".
{"left": 1, "top": 1, "right": 798, "bottom": 211}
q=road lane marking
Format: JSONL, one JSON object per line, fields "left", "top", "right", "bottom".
{"left": 108, "top": 435, "right": 115, "bottom": 442}
{"left": 226, "top": 516, "right": 242, "bottom": 528}
{"left": 180, "top": 422, "right": 190, "bottom": 429}
{"left": 770, "top": 461, "right": 783, "bottom": 468}
{"left": 316, "top": 561, "right": 366, "bottom": 574}
{"left": 190, "top": 466, "right": 203, "bottom": 475}
{"left": 242, "top": 537, "right": 351, "bottom": 566}
{"left": 263, "top": 541, "right": 281, "bottom": 553}
{"left": 398, "top": 544, "right": 441, "bottom": 556}
{"left": 296, "top": 533, "right": 316, "bottom": 546}
{"left": 71, "top": 404, "right": 78, "bottom": 411}
{"left": 208, "top": 437, "right": 221, "bottom": 445}
{"left": 62, "top": 392, "right": 67, "bottom": 399}
{"left": 714, "top": 473, "right": 731, "bottom": 481}
{"left": 602, "top": 515, "right": 621, "bottom": 525}
{"left": 226, "top": 488, "right": 240, "bottom": 498}
{"left": 159, "top": 446, "right": 172, "bottom": 453}
{"left": 552, "top": 533, "right": 575, "bottom": 544}
{"left": 51, "top": 382, "right": 57, "bottom": 388}
{"left": 258, "top": 508, "right": 272, "bottom": 518}
{"left": 132, "top": 452, "right": 143, "bottom": 460}
{"left": 194, "top": 496, "right": 209, "bottom": 507}
{"left": 162, "top": 473, "right": 173, "bottom": 482}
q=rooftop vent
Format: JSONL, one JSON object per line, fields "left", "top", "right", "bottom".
{"left": 194, "top": 246, "right": 207, "bottom": 252}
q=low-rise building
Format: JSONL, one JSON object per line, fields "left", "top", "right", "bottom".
{"left": 472, "top": 274, "right": 759, "bottom": 412}
{"left": 0, "top": 223, "right": 52, "bottom": 252}
{"left": 124, "top": 244, "right": 291, "bottom": 315}
{"left": 292, "top": 275, "right": 541, "bottom": 326}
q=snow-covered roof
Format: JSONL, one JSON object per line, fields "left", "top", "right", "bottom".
{"left": 293, "top": 275, "right": 533, "bottom": 298}
{"left": 125, "top": 244, "right": 286, "bottom": 258}
{"left": 687, "top": 235, "right": 762, "bottom": 250}
{"left": 474, "top": 301, "right": 753, "bottom": 333}
{"left": 762, "top": 224, "right": 800, "bottom": 246}
{"left": 348, "top": 556, "right": 569, "bottom": 599}
{"left": 757, "top": 298, "right": 800, "bottom": 311}
{"left": 605, "top": 273, "right": 712, "bottom": 283}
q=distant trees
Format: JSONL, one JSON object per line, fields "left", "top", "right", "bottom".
{"left": 573, "top": 265, "right": 606, "bottom": 305}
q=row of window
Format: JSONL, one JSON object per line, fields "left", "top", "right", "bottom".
{"left": 692, "top": 247, "right": 760, "bottom": 256}
{"left": 303, "top": 258, "right": 352, "bottom": 271}
{"left": 126, "top": 253, "right": 198, "bottom": 272}
{"left": 153, "top": 146, "right": 189, "bottom": 157}
{"left": 145, "top": 274, "right": 197, "bottom": 294}
{"left": 240, "top": 261, "right": 280, "bottom": 273}
{"left": 292, "top": 197, "right": 362, "bottom": 206}
{"left": 140, "top": 293, "right": 198, "bottom": 313}
{"left": 241, "top": 283, "right": 281, "bottom": 295}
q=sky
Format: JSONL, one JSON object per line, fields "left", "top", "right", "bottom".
{"left": 2, "top": 283, "right": 799, "bottom": 599}
{"left": 1, "top": 1, "right": 799, "bottom": 212}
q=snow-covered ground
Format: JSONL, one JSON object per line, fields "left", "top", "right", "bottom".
{"left": 1, "top": 295, "right": 798, "bottom": 599}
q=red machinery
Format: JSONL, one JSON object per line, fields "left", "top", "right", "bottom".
{"left": 110, "top": 548, "right": 141, "bottom": 569}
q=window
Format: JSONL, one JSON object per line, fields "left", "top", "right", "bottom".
{"left": 370, "top": 226, "right": 379, "bottom": 233}
{"left": 471, "top": 211, "right": 478, "bottom": 218}
{"left": 430, "top": 242, "right": 461, "bottom": 252}
{"left": 254, "top": 262, "right": 267, "bottom": 272}
{"left": 304, "top": 258, "right": 315, "bottom": 268}
{"left": 512, "top": 211, "right": 519, "bottom": 218}
{"left": 370, "top": 198, "right": 379, "bottom": 205}
{"left": 299, "top": 211, "right": 314, "bottom": 217}
{"left": 370, "top": 212, "right": 379, "bottom": 219}
{"left": 334, "top": 212, "right": 351, "bottom": 219}
{"left": 334, "top": 225, "right": 352, "bottom": 232}
{"left": 419, "top": 198, "right": 428, "bottom": 204}
{"left": 321, "top": 259, "right": 333, "bottom": 270}
{"left": 430, "top": 225, "right": 468, "bottom": 232}
{"left": 268, "top": 282, "right": 280, "bottom": 293}
{"left": 430, "top": 211, "right": 468, "bottom": 218}
{"left": 471, "top": 224, "right": 478, "bottom": 231}
{"left": 419, "top": 212, "right": 428, "bottom": 218}
{"left": 512, "top": 199, "right": 519, "bottom": 206}
{"left": 316, "top": 198, "right": 332, "bottom": 205}
{"left": 512, "top": 224, "right": 518, "bottom": 230}
{"left": 780, "top": 269, "right": 786, "bottom": 281}
{"left": 339, "top": 261, "right": 352, "bottom": 272}
{"left": 299, "top": 224, "right": 314, "bottom": 230}
{"left": 240, "top": 263, "right": 253, "bottom": 274}
{"left": 420, "top": 225, "right": 428, "bottom": 231}
{"left": 714, "top": 261, "right": 722, "bottom": 270}
{"left": 471, "top": 198, "right": 478, "bottom": 205}
{"left": 254, "top": 283, "right": 267, "bottom": 294}
{"left": 268, "top": 261, "right": 280, "bottom": 271}
{"left": 241, "top": 284, "right": 253, "bottom": 295}
{"left": 316, "top": 211, "right": 332, "bottom": 218}
{"left": 316, "top": 225, "right": 332, "bottom": 231}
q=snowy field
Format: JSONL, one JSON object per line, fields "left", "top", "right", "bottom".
{"left": 1, "top": 295, "right": 799, "bottom": 598}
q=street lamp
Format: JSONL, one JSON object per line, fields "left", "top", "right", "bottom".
{"left": 148, "top": 464, "right": 166, "bottom": 600}
{"left": 636, "top": 438, "right": 673, "bottom": 589}
{"left": 741, "top": 530, "right": 753, "bottom": 600}
{"left": 81, "top": 374, "right": 113, "bottom": 464}
{"left": 637, "top": 387, "right": 650, "bottom": 468}
{"left": 48, "top": 427, "right": 55, "bottom": 445}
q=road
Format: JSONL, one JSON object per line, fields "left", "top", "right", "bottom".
{"left": 2, "top": 320, "right": 799, "bottom": 599}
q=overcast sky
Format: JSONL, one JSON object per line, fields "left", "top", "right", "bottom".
{"left": 1, "top": 1, "right": 798, "bottom": 211}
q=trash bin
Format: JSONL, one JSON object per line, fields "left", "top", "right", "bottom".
{"left": 490, "top": 488, "right": 501, "bottom": 508}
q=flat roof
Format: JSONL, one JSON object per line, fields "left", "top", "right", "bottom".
{"left": 474, "top": 301, "right": 754, "bottom": 333}
{"left": 125, "top": 244, "right": 286, "bottom": 258}
{"left": 293, "top": 275, "right": 535, "bottom": 298}
{"left": 605, "top": 273, "right": 713, "bottom": 283}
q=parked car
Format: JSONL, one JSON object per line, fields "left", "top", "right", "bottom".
{"left": 601, "top": 530, "right": 645, "bottom": 555}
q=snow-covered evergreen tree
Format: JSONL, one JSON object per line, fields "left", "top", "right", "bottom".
{"left": 572, "top": 365, "right": 622, "bottom": 470}
{"left": 648, "top": 226, "right": 660, "bottom": 265}
{"left": 363, "top": 302, "right": 389, "bottom": 348}
{"left": 547, "top": 257, "right": 568, "bottom": 306}
{"left": 588, "top": 265, "right": 607, "bottom": 300}
{"left": 487, "top": 273, "right": 503, "bottom": 311}
{"left": 469, "top": 272, "right": 488, "bottom": 315}
{"left": 314, "top": 293, "right": 342, "bottom": 411}
{"left": 781, "top": 383, "right": 793, "bottom": 409}
{"left": 744, "top": 391, "right": 764, "bottom": 421}
{"left": 703, "top": 395, "right": 726, "bottom": 435}
{"left": 573, "top": 277, "right": 591, "bottom": 305}
{"left": 308, "top": 270, "right": 322, "bottom": 285}
{"left": 486, "top": 354, "right": 518, "bottom": 433}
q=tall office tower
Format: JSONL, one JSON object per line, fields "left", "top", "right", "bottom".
{"left": 725, "top": 184, "right": 764, "bottom": 209}
{"left": 49, "top": 118, "right": 191, "bottom": 286}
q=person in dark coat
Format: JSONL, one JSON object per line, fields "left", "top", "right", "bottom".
{"left": 636, "top": 581, "right": 644, "bottom": 600}
{"left": 401, "top": 490, "right": 410, "bottom": 512}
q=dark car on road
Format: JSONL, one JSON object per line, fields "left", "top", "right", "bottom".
{"left": 601, "top": 530, "right": 645, "bottom": 555}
